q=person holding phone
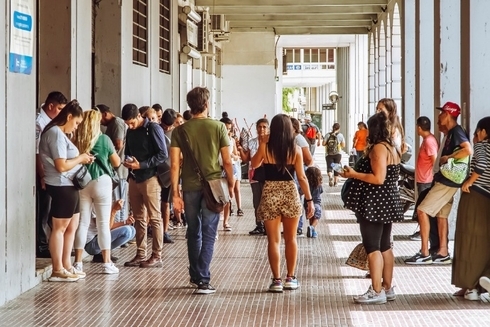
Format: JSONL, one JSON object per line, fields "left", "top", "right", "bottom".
{"left": 72, "top": 109, "right": 121, "bottom": 275}
{"left": 39, "top": 100, "right": 94, "bottom": 282}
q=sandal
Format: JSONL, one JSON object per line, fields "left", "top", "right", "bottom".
{"left": 224, "top": 224, "right": 232, "bottom": 231}
{"left": 237, "top": 209, "right": 244, "bottom": 216}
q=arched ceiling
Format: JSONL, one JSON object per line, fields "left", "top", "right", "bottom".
{"left": 195, "top": 0, "right": 388, "bottom": 35}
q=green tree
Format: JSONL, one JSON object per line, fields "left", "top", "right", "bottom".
{"left": 282, "top": 87, "right": 296, "bottom": 113}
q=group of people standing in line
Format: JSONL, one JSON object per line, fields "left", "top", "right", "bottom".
{"left": 35, "top": 88, "right": 489, "bottom": 300}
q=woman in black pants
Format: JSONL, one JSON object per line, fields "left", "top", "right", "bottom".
{"left": 341, "top": 113, "right": 403, "bottom": 304}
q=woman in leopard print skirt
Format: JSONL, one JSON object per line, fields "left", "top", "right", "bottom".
{"left": 251, "top": 114, "right": 314, "bottom": 293}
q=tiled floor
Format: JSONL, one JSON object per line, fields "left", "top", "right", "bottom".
{"left": 1, "top": 149, "right": 489, "bottom": 327}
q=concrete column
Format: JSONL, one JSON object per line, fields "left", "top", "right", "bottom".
{"left": 467, "top": 0, "right": 490, "bottom": 128}
{"left": 70, "top": 1, "right": 92, "bottom": 107}
{"left": 378, "top": 25, "right": 386, "bottom": 98}
{"left": 180, "top": 62, "right": 193, "bottom": 112}
{"left": 368, "top": 34, "right": 376, "bottom": 113}
{"left": 38, "top": 0, "right": 71, "bottom": 105}
{"left": 352, "top": 35, "right": 369, "bottom": 133}
{"left": 94, "top": 0, "right": 122, "bottom": 113}
{"left": 337, "top": 47, "right": 350, "bottom": 148}
{"left": 391, "top": 5, "right": 402, "bottom": 119}
{"left": 373, "top": 31, "right": 379, "bottom": 101}
{"left": 402, "top": 0, "right": 417, "bottom": 159}
{"left": 192, "top": 58, "right": 205, "bottom": 87}
{"left": 418, "top": 0, "right": 435, "bottom": 120}
{"left": 221, "top": 32, "right": 276, "bottom": 127}
{"left": 1, "top": 0, "right": 38, "bottom": 306}
{"left": 385, "top": 19, "right": 392, "bottom": 98}
{"left": 439, "top": 0, "right": 461, "bottom": 125}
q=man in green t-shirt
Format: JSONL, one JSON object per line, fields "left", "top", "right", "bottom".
{"left": 170, "top": 87, "right": 234, "bottom": 294}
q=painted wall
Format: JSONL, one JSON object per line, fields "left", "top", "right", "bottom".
{"left": 119, "top": 0, "right": 177, "bottom": 113}
{"left": 70, "top": 0, "right": 92, "bottom": 107}
{"left": 38, "top": 0, "right": 71, "bottom": 106}
{"left": 94, "top": 0, "right": 122, "bottom": 112}
{"left": 0, "top": 1, "right": 38, "bottom": 306}
{"left": 221, "top": 32, "right": 277, "bottom": 133}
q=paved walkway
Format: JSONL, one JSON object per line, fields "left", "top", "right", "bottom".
{"left": 1, "top": 148, "right": 489, "bottom": 326}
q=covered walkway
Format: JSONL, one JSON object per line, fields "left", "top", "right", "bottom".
{"left": 1, "top": 149, "right": 489, "bottom": 327}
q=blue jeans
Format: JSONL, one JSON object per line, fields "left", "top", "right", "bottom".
{"left": 184, "top": 190, "right": 220, "bottom": 284}
{"left": 84, "top": 225, "right": 136, "bottom": 255}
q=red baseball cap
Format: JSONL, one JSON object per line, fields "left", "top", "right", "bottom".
{"left": 436, "top": 101, "right": 461, "bottom": 118}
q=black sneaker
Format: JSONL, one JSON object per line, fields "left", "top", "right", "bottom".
{"left": 164, "top": 232, "right": 174, "bottom": 244}
{"left": 249, "top": 226, "right": 265, "bottom": 235}
{"left": 194, "top": 282, "right": 216, "bottom": 294}
{"left": 297, "top": 228, "right": 303, "bottom": 236}
{"left": 432, "top": 253, "right": 452, "bottom": 265}
{"left": 409, "top": 231, "right": 421, "bottom": 241}
{"left": 92, "top": 254, "right": 119, "bottom": 263}
{"left": 404, "top": 252, "right": 433, "bottom": 265}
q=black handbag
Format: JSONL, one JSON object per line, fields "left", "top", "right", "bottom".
{"left": 72, "top": 165, "right": 92, "bottom": 190}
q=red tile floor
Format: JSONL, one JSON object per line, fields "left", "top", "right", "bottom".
{"left": 1, "top": 149, "right": 489, "bottom": 326}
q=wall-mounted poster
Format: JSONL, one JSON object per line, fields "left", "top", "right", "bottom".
{"left": 9, "top": 0, "right": 34, "bottom": 75}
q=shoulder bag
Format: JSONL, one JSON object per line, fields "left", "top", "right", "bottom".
{"left": 178, "top": 128, "right": 229, "bottom": 213}
{"left": 440, "top": 150, "right": 469, "bottom": 184}
{"left": 72, "top": 165, "right": 92, "bottom": 190}
{"left": 147, "top": 122, "right": 171, "bottom": 188}
{"left": 45, "top": 155, "right": 92, "bottom": 190}
{"left": 94, "top": 156, "right": 120, "bottom": 190}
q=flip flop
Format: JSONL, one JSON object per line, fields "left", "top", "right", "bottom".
{"left": 224, "top": 224, "right": 232, "bottom": 231}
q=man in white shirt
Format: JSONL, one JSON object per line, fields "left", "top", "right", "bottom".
{"left": 35, "top": 91, "right": 67, "bottom": 258}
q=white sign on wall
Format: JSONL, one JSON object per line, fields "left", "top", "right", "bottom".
{"left": 9, "top": 0, "right": 34, "bottom": 75}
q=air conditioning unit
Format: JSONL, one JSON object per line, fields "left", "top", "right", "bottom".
{"left": 212, "top": 32, "right": 230, "bottom": 43}
{"left": 196, "top": 10, "right": 210, "bottom": 53}
{"left": 211, "top": 14, "right": 229, "bottom": 33}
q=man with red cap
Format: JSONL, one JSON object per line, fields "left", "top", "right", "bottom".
{"left": 405, "top": 102, "right": 472, "bottom": 265}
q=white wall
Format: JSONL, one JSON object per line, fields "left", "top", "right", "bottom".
{"left": 120, "top": 0, "right": 177, "bottom": 110}
{"left": 71, "top": 1, "right": 92, "bottom": 107}
{"left": 222, "top": 32, "right": 277, "bottom": 132}
{"left": 0, "top": 0, "right": 38, "bottom": 306}
{"left": 470, "top": 0, "right": 490, "bottom": 127}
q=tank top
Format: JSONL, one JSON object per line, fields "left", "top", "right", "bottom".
{"left": 263, "top": 164, "right": 295, "bottom": 181}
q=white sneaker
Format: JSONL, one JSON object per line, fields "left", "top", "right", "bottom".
{"left": 70, "top": 263, "right": 86, "bottom": 279}
{"left": 354, "top": 285, "right": 387, "bottom": 304}
{"left": 103, "top": 262, "right": 119, "bottom": 274}
{"left": 49, "top": 268, "right": 79, "bottom": 282}
{"left": 464, "top": 289, "right": 479, "bottom": 301}
{"left": 480, "top": 276, "right": 490, "bottom": 293}
{"left": 385, "top": 286, "right": 396, "bottom": 301}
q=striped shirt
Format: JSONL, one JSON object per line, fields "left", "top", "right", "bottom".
{"left": 470, "top": 140, "right": 490, "bottom": 198}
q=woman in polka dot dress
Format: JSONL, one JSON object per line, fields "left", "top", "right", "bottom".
{"left": 341, "top": 112, "right": 404, "bottom": 304}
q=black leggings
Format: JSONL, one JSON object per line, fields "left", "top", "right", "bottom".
{"left": 358, "top": 217, "right": 392, "bottom": 254}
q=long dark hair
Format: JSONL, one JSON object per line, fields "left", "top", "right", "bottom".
{"left": 306, "top": 166, "right": 322, "bottom": 189}
{"left": 42, "top": 100, "right": 83, "bottom": 135}
{"left": 366, "top": 112, "right": 393, "bottom": 155}
{"left": 378, "top": 98, "right": 406, "bottom": 146}
{"left": 267, "top": 114, "right": 296, "bottom": 173}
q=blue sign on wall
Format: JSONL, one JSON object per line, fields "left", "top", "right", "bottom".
{"left": 9, "top": 2, "right": 34, "bottom": 75}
